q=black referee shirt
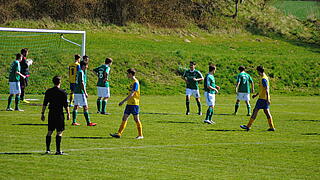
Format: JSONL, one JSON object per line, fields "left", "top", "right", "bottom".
{"left": 43, "top": 87, "right": 68, "bottom": 112}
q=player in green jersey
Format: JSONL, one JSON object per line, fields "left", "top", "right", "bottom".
{"left": 182, "top": 61, "right": 204, "bottom": 115}
{"left": 234, "top": 66, "right": 254, "bottom": 116}
{"left": 93, "top": 57, "right": 113, "bottom": 114}
{"left": 71, "top": 61, "right": 97, "bottom": 126}
{"left": 6, "top": 53, "right": 26, "bottom": 111}
{"left": 203, "top": 64, "right": 220, "bottom": 124}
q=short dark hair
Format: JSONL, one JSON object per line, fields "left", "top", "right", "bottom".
{"left": 52, "top": 76, "right": 61, "bottom": 85}
{"left": 83, "top": 55, "right": 89, "bottom": 61}
{"left": 190, "top": 61, "right": 196, "bottom": 66}
{"left": 80, "top": 60, "right": 88, "bottom": 68}
{"left": 238, "top": 66, "right": 245, "bottom": 71}
{"left": 16, "top": 53, "right": 22, "bottom": 60}
{"left": 75, "top": 54, "right": 81, "bottom": 60}
{"left": 21, "top": 48, "right": 28, "bottom": 55}
{"left": 105, "top": 57, "right": 113, "bottom": 64}
{"left": 209, "top": 64, "right": 216, "bottom": 72}
{"left": 127, "top": 68, "right": 136, "bottom": 76}
{"left": 256, "top": 66, "right": 264, "bottom": 73}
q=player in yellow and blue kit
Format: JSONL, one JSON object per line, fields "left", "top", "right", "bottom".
{"left": 240, "top": 66, "right": 275, "bottom": 131}
{"left": 110, "top": 68, "right": 143, "bottom": 139}
{"left": 68, "top": 54, "right": 81, "bottom": 107}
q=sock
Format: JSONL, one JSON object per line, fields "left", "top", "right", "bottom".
{"left": 7, "top": 95, "right": 13, "bottom": 109}
{"left": 247, "top": 118, "right": 255, "bottom": 128}
{"left": 101, "top": 100, "right": 107, "bottom": 113}
{"left": 117, "top": 121, "right": 128, "bottom": 136}
{"left": 14, "top": 95, "right": 20, "bottom": 110}
{"left": 268, "top": 117, "right": 275, "bottom": 129}
{"left": 135, "top": 121, "right": 143, "bottom": 137}
{"left": 56, "top": 135, "right": 62, "bottom": 152}
{"left": 72, "top": 110, "right": 77, "bottom": 123}
{"left": 208, "top": 107, "right": 214, "bottom": 121}
{"left": 205, "top": 107, "right": 211, "bottom": 120}
{"left": 197, "top": 101, "right": 201, "bottom": 113}
{"left": 235, "top": 103, "right": 239, "bottom": 113}
{"left": 186, "top": 100, "right": 190, "bottom": 112}
{"left": 84, "top": 111, "right": 91, "bottom": 124}
{"left": 247, "top": 104, "right": 251, "bottom": 115}
{"left": 96, "top": 99, "right": 101, "bottom": 112}
{"left": 46, "top": 136, "right": 51, "bottom": 151}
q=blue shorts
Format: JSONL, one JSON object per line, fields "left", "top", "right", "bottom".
{"left": 255, "top": 99, "right": 270, "bottom": 109}
{"left": 124, "top": 105, "right": 140, "bottom": 115}
{"left": 70, "top": 83, "right": 76, "bottom": 92}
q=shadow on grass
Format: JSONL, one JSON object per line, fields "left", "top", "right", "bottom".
{"left": 0, "top": 152, "right": 34, "bottom": 155}
{"left": 157, "top": 121, "right": 196, "bottom": 124}
{"left": 28, "top": 103, "right": 42, "bottom": 106}
{"left": 301, "top": 133, "right": 320, "bottom": 136}
{"left": 12, "top": 123, "right": 47, "bottom": 126}
{"left": 288, "top": 119, "right": 320, "bottom": 122}
{"left": 215, "top": 113, "right": 236, "bottom": 116}
{"left": 207, "top": 129, "right": 242, "bottom": 132}
{"left": 141, "top": 112, "right": 181, "bottom": 115}
{"left": 69, "top": 136, "right": 110, "bottom": 139}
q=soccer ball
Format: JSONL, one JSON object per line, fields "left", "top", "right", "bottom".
{"left": 26, "top": 59, "right": 33, "bottom": 66}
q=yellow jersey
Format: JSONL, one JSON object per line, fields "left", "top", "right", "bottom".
{"left": 258, "top": 74, "right": 270, "bottom": 101}
{"left": 69, "top": 62, "right": 80, "bottom": 83}
{"left": 127, "top": 78, "right": 140, "bottom": 105}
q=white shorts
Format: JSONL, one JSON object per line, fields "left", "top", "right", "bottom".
{"left": 74, "top": 94, "right": 88, "bottom": 107}
{"left": 204, "top": 92, "right": 215, "bottom": 107}
{"left": 237, "top": 93, "right": 250, "bottom": 101}
{"left": 9, "top": 82, "right": 21, "bottom": 94}
{"left": 186, "top": 88, "right": 200, "bottom": 98}
{"left": 97, "top": 87, "right": 110, "bottom": 98}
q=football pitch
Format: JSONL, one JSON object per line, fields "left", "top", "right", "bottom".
{"left": 0, "top": 94, "right": 319, "bottom": 179}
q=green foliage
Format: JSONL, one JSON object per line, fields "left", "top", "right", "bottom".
{"left": 273, "top": 0, "right": 320, "bottom": 20}
{"left": 0, "top": 95, "right": 320, "bottom": 179}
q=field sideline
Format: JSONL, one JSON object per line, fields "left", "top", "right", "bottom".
{"left": 0, "top": 94, "right": 319, "bottom": 179}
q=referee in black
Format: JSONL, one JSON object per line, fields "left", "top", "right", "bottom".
{"left": 41, "top": 76, "right": 70, "bottom": 155}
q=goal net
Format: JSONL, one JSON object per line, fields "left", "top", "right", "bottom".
{"left": 0, "top": 27, "right": 86, "bottom": 94}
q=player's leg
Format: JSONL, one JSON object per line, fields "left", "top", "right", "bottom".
{"left": 69, "top": 83, "right": 75, "bottom": 107}
{"left": 132, "top": 105, "right": 143, "bottom": 138}
{"left": 55, "top": 131, "right": 64, "bottom": 155}
{"left": 234, "top": 99, "right": 240, "bottom": 115}
{"left": 185, "top": 96, "right": 191, "bottom": 115}
{"left": 101, "top": 87, "right": 110, "bottom": 114}
{"left": 83, "top": 105, "right": 96, "bottom": 126}
{"left": 110, "top": 113, "right": 130, "bottom": 138}
{"left": 96, "top": 96, "right": 102, "bottom": 113}
{"left": 245, "top": 100, "right": 251, "bottom": 116}
{"left": 14, "top": 93, "right": 22, "bottom": 111}
{"left": 194, "top": 90, "right": 202, "bottom": 115}
{"left": 72, "top": 105, "right": 80, "bottom": 125}
{"left": 263, "top": 109, "right": 275, "bottom": 131}
{"left": 6, "top": 94, "right": 14, "bottom": 110}
{"left": 45, "top": 131, "right": 53, "bottom": 153}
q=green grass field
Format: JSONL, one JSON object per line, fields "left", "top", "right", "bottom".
{"left": 1, "top": 94, "right": 319, "bottom": 179}
{"left": 274, "top": 1, "right": 320, "bottom": 20}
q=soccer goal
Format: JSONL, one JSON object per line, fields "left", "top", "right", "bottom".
{"left": 0, "top": 27, "right": 86, "bottom": 93}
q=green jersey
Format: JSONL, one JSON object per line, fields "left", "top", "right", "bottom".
{"left": 204, "top": 73, "right": 216, "bottom": 94}
{"left": 74, "top": 69, "right": 86, "bottom": 94}
{"left": 9, "top": 60, "right": 21, "bottom": 82}
{"left": 236, "top": 72, "right": 253, "bottom": 93}
{"left": 183, "top": 69, "right": 203, "bottom": 90}
{"left": 93, "top": 64, "right": 110, "bottom": 87}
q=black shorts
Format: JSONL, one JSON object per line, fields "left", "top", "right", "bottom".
{"left": 48, "top": 110, "right": 65, "bottom": 132}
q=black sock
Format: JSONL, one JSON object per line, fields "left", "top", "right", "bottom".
{"left": 186, "top": 101, "right": 190, "bottom": 112}
{"left": 197, "top": 101, "right": 201, "bottom": 113}
{"left": 56, "top": 136, "right": 62, "bottom": 152}
{"left": 46, "top": 136, "right": 51, "bottom": 151}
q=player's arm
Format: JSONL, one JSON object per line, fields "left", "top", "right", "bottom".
{"left": 79, "top": 73, "right": 88, "bottom": 97}
{"left": 63, "top": 92, "right": 70, "bottom": 120}
{"left": 119, "top": 82, "right": 138, "bottom": 106}
{"left": 103, "top": 71, "right": 108, "bottom": 82}
{"left": 262, "top": 79, "right": 270, "bottom": 104}
{"left": 16, "top": 71, "right": 26, "bottom": 79}
{"left": 235, "top": 82, "right": 240, "bottom": 93}
{"left": 41, "top": 92, "right": 49, "bottom": 121}
{"left": 193, "top": 72, "right": 204, "bottom": 81}
{"left": 251, "top": 81, "right": 255, "bottom": 94}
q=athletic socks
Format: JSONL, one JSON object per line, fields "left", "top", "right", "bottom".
{"left": 205, "top": 107, "right": 214, "bottom": 120}
{"left": 247, "top": 118, "right": 255, "bottom": 128}
{"left": 46, "top": 136, "right": 51, "bottom": 151}
{"left": 14, "top": 95, "right": 20, "bottom": 110}
{"left": 84, "top": 111, "right": 91, "bottom": 124}
{"left": 56, "top": 135, "right": 62, "bottom": 152}
{"left": 268, "top": 117, "right": 275, "bottom": 129}
{"left": 72, "top": 110, "right": 78, "bottom": 123}
{"left": 235, "top": 103, "right": 239, "bottom": 113}
{"left": 7, "top": 95, "right": 13, "bottom": 109}
{"left": 197, "top": 101, "right": 201, "bottom": 114}
{"left": 186, "top": 100, "right": 190, "bottom": 113}
{"left": 101, "top": 100, "right": 107, "bottom": 113}
{"left": 247, "top": 104, "right": 251, "bottom": 115}
{"left": 118, "top": 120, "right": 128, "bottom": 136}
{"left": 135, "top": 121, "right": 143, "bottom": 137}
{"left": 96, "top": 99, "right": 101, "bottom": 112}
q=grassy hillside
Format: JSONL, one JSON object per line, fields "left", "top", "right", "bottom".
{"left": 273, "top": 0, "right": 320, "bottom": 20}
{"left": 0, "top": 21, "right": 319, "bottom": 96}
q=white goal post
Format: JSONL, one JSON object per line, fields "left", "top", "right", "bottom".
{"left": 0, "top": 27, "right": 86, "bottom": 56}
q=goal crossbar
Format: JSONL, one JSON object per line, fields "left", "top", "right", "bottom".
{"left": 0, "top": 27, "right": 86, "bottom": 56}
